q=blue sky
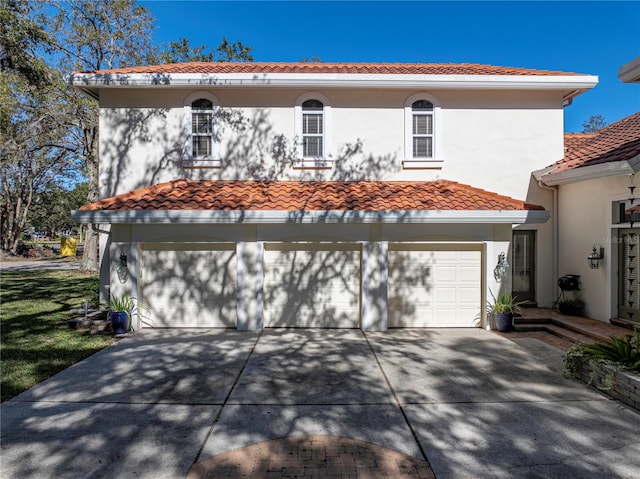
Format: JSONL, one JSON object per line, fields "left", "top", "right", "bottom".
{"left": 142, "top": 1, "right": 640, "bottom": 132}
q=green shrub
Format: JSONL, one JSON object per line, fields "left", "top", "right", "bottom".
{"left": 563, "top": 344, "right": 589, "bottom": 377}
{"left": 581, "top": 331, "right": 640, "bottom": 372}
{"left": 486, "top": 290, "right": 528, "bottom": 315}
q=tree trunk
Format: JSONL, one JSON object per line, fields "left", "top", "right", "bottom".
{"left": 80, "top": 222, "right": 99, "bottom": 272}
{"left": 0, "top": 182, "right": 33, "bottom": 254}
{"left": 80, "top": 125, "right": 99, "bottom": 272}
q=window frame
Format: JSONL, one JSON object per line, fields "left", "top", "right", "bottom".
{"left": 183, "top": 91, "right": 221, "bottom": 168}
{"left": 404, "top": 93, "right": 442, "bottom": 168}
{"left": 294, "top": 92, "right": 332, "bottom": 168}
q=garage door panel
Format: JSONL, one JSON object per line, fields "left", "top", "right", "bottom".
{"left": 437, "top": 287, "right": 457, "bottom": 303}
{"left": 437, "top": 266, "right": 457, "bottom": 281}
{"left": 264, "top": 245, "right": 360, "bottom": 328}
{"left": 389, "top": 248, "right": 481, "bottom": 328}
{"left": 142, "top": 245, "right": 236, "bottom": 328}
{"left": 459, "top": 287, "right": 481, "bottom": 304}
{"left": 460, "top": 266, "right": 481, "bottom": 280}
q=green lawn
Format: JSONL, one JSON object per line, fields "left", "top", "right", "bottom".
{"left": 0, "top": 270, "right": 113, "bottom": 402}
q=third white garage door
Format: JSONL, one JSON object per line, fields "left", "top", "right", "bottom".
{"left": 263, "top": 243, "right": 361, "bottom": 328}
{"left": 388, "top": 245, "right": 482, "bottom": 327}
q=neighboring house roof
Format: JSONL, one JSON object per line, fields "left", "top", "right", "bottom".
{"left": 619, "top": 56, "right": 640, "bottom": 83}
{"left": 73, "top": 180, "right": 547, "bottom": 225}
{"left": 80, "top": 62, "right": 584, "bottom": 76}
{"left": 69, "top": 61, "right": 598, "bottom": 102}
{"left": 552, "top": 112, "right": 640, "bottom": 172}
{"left": 563, "top": 132, "right": 597, "bottom": 153}
{"left": 535, "top": 112, "right": 640, "bottom": 185}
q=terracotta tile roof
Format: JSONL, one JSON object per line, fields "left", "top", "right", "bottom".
{"left": 552, "top": 112, "right": 640, "bottom": 172}
{"left": 81, "top": 61, "right": 583, "bottom": 76}
{"left": 563, "top": 132, "right": 597, "bottom": 153}
{"left": 80, "top": 180, "right": 544, "bottom": 212}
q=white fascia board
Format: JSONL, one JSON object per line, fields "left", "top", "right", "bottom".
{"left": 69, "top": 72, "right": 598, "bottom": 92}
{"left": 531, "top": 166, "right": 557, "bottom": 182}
{"left": 538, "top": 157, "right": 640, "bottom": 186}
{"left": 72, "top": 209, "right": 549, "bottom": 225}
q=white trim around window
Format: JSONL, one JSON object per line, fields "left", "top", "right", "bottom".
{"left": 182, "top": 91, "right": 221, "bottom": 168}
{"left": 294, "top": 92, "right": 332, "bottom": 168}
{"left": 404, "top": 93, "right": 443, "bottom": 168}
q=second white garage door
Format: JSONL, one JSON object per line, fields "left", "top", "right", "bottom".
{"left": 388, "top": 245, "right": 482, "bottom": 327}
{"left": 141, "top": 244, "right": 236, "bottom": 328}
{"left": 263, "top": 243, "right": 361, "bottom": 328}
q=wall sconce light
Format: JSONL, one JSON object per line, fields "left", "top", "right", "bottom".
{"left": 493, "top": 251, "right": 510, "bottom": 282}
{"left": 587, "top": 244, "right": 604, "bottom": 269}
{"left": 116, "top": 251, "right": 129, "bottom": 283}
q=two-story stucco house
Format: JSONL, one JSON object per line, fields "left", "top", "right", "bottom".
{"left": 70, "top": 62, "right": 598, "bottom": 331}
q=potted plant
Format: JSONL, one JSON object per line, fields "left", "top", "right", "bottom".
{"left": 101, "top": 294, "right": 138, "bottom": 335}
{"left": 487, "top": 290, "right": 527, "bottom": 332}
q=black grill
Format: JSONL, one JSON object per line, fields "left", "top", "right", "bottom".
{"left": 558, "top": 274, "right": 580, "bottom": 291}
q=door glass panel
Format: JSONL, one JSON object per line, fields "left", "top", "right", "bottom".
{"left": 512, "top": 231, "right": 535, "bottom": 304}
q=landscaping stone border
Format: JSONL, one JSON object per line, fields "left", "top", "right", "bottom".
{"left": 574, "top": 359, "right": 640, "bottom": 412}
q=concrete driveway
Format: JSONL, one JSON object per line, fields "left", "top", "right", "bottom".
{"left": 1, "top": 329, "right": 639, "bottom": 478}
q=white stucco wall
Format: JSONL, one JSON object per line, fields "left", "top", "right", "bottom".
{"left": 97, "top": 86, "right": 563, "bottom": 312}
{"left": 98, "top": 88, "right": 565, "bottom": 202}
{"left": 557, "top": 175, "right": 631, "bottom": 321}
{"left": 516, "top": 178, "right": 556, "bottom": 309}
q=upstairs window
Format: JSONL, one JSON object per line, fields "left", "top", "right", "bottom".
{"left": 411, "top": 100, "right": 433, "bottom": 158}
{"left": 191, "top": 98, "right": 214, "bottom": 157}
{"left": 183, "top": 92, "right": 221, "bottom": 168}
{"left": 302, "top": 99, "right": 324, "bottom": 158}
{"left": 404, "top": 93, "right": 442, "bottom": 168}
{"left": 294, "top": 93, "right": 332, "bottom": 168}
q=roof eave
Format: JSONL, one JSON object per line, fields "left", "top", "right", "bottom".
{"left": 71, "top": 209, "right": 549, "bottom": 225}
{"left": 538, "top": 155, "right": 640, "bottom": 186}
{"left": 69, "top": 72, "right": 599, "bottom": 93}
{"left": 618, "top": 57, "right": 640, "bottom": 83}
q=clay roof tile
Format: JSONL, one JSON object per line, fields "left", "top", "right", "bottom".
{"left": 80, "top": 61, "right": 584, "bottom": 77}
{"left": 80, "top": 180, "right": 544, "bottom": 213}
{"left": 552, "top": 112, "right": 640, "bottom": 172}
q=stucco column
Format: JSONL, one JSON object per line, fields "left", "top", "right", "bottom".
{"left": 108, "top": 241, "right": 140, "bottom": 329}
{"left": 99, "top": 231, "right": 111, "bottom": 304}
{"left": 236, "top": 241, "right": 264, "bottom": 331}
{"left": 361, "top": 241, "right": 388, "bottom": 331}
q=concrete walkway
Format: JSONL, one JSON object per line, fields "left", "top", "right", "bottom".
{"left": 1, "top": 329, "right": 639, "bottom": 478}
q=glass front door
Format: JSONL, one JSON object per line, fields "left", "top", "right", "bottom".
{"left": 512, "top": 231, "right": 536, "bottom": 304}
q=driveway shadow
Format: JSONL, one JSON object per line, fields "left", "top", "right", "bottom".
{"left": 2, "top": 328, "right": 639, "bottom": 479}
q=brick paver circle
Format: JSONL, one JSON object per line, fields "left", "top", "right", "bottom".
{"left": 187, "top": 435, "right": 435, "bottom": 478}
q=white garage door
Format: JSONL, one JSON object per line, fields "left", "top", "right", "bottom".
{"left": 388, "top": 245, "right": 482, "bottom": 327}
{"left": 263, "top": 243, "right": 361, "bottom": 328}
{"left": 141, "top": 244, "right": 236, "bottom": 328}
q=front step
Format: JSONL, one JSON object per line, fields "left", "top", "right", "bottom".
{"left": 610, "top": 317, "right": 640, "bottom": 332}
{"left": 514, "top": 315, "right": 633, "bottom": 345}
{"left": 514, "top": 321, "right": 596, "bottom": 345}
